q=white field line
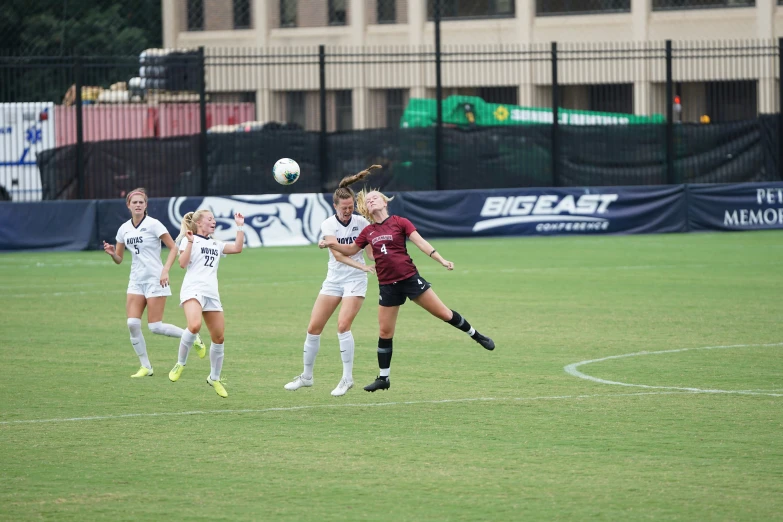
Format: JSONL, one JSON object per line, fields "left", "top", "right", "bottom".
{"left": 564, "top": 342, "right": 783, "bottom": 396}
{"left": 0, "top": 390, "right": 762, "bottom": 427}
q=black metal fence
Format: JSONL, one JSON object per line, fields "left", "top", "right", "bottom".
{"left": 0, "top": 39, "right": 781, "bottom": 201}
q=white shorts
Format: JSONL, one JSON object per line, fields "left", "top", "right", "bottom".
{"left": 127, "top": 281, "right": 172, "bottom": 299}
{"left": 180, "top": 293, "right": 223, "bottom": 312}
{"left": 319, "top": 278, "right": 368, "bottom": 298}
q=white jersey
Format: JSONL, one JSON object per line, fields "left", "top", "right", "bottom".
{"left": 179, "top": 235, "right": 226, "bottom": 300}
{"left": 115, "top": 216, "right": 170, "bottom": 284}
{"left": 321, "top": 213, "right": 370, "bottom": 284}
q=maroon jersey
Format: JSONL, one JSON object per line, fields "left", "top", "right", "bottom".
{"left": 355, "top": 215, "right": 418, "bottom": 285}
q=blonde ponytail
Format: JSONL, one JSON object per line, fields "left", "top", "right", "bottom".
{"left": 175, "top": 212, "right": 196, "bottom": 243}
{"left": 333, "top": 165, "right": 382, "bottom": 205}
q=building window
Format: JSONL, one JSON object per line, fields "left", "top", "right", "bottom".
{"left": 536, "top": 0, "right": 631, "bottom": 16}
{"left": 378, "top": 0, "right": 397, "bottom": 23}
{"left": 428, "top": 0, "right": 515, "bottom": 19}
{"left": 336, "top": 90, "right": 353, "bottom": 131}
{"left": 589, "top": 84, "right": 633, "bottom": 114}
{"left": 653, "top": 0, "right": 754, "bottom": 10}
{"left": 386, "top": 89, "right": 405, "bottom": 128}
{"left": 287, "top": 91, "right": 306, "bottom": 129}
{"left": 705, "top": 80, "right": 757, "bottom": 122}
{"left": 329, "top": 0, "right": 348, "bottom": 25}
{"left": 234, "top": 0, "right": 252, "bottom": 29}
{"left": 280, "top": 0, "right": 297, "bottom": 27}
{"left": 187, "top": 0, "right": 204, "bottom": 31}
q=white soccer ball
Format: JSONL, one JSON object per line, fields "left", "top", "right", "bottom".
{"left": 273, "top": 158, "right": 301, "bottom": 186}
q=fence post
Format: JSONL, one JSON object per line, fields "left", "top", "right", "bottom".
{"left": 551, "top": 42, "right": 559, "bottom": 186}
{"left": 434, "top": 0, "right": 443, "bottom": 191}
{"left": 665, "top": 40, "right": 675, "bottom": 185}
{"left": 197, "top": 46, "right": 209, "bottom": 196}
{"left": 779, "top": 38, "right": 783, "bottom": 180}
{"left": 74, "top": 56, "right": 85, "bottom": 199}
{"left": 319, "top": 45, "right": 328, "bottom": 191}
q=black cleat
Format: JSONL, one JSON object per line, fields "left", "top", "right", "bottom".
{"left": 473, "top": 332, "right": 495, "bottom": 351}
{"left": 363, "top": 376, "right": 390, "bottom": 392}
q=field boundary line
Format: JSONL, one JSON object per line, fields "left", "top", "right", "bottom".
{"left": 0, "top": 390, "right": 710, "bottom": 426}
{"left": 564, "top": 342, "right": 783, "bottom": 395}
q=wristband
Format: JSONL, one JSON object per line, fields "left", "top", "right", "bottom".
{"left": 429, "top": 249, "right": 437, "bottom": 257}
{"left": 237, "top": 225, "right": 244, "bottom": 232}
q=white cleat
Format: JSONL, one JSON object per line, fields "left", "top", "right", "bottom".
{"left": 330, "top": 378, "right": 354, "bottom": 397}
{"left": 284, "top": 375, "right": 313, "bottom": 391}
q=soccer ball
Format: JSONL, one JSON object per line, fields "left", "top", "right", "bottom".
{"left": 273, "top": 158, "right": 300, "bottom": 185}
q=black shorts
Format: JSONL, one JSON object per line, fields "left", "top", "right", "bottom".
{"left": 379, "top": 272, "right": 432, "bottom": 307}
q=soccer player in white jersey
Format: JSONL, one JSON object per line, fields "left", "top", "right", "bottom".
{"left": 284, "top": 166, "right": 380, "bottom": 397}
{"left": 103, "top": 188, "right": 205, "bottom": 378}
{"left": 168, "top": 209, "right": 244, "bottom": 398}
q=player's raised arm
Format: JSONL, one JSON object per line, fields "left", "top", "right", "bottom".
{"left": 320, "top": 236, "right": 362, "bottom": 257}
{"left": 223, "top": 213, "right": 245, "bottom": 255}
{"left": 408, "top": 231, "right": 453, "bottom": 271}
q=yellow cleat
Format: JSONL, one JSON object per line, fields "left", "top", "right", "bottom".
{"left": 131, "top": 366, "right": 153, "bottom": 378}
{"left": 193, "top": 335, "right": 206, "bottom": 359}
{"left": 207, "top": 376, "right": 228, "bottom": 398}
{"left": 168, "top": 363, "right": 184, "bottom": 382}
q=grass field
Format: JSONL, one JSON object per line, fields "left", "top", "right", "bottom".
{"left": 1, "top": 231, "right": 782, "bottom": 521}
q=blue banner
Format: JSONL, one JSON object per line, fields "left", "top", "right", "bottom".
{"left": 0, "top": 200, "right": 97, "bottom": 251}
{"left": 688, "top": 182, "right": 783, "bottom": 231}
{"left": 397, "top": 185, "right": 686, "bottom": 237}
{"left": 96, "top": 194, "right": 334, "bottom": 250}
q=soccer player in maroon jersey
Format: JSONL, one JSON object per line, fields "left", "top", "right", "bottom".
{"left": 320, "top": 188, "right": 495, "bottom": 392}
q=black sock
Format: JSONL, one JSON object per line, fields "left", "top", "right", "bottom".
{"left": 377, "top": 337, "right": 393, "bottom": 375}
{"left": 446, "top": 310, "right": 473, "bottom": 333}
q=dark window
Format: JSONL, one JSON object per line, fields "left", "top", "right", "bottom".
{"left": 234, "top": 0, "right": 252, "bottom": 29}
{"left": 386, "top": 89, "right": 405, "bottom": 128}
{"left": 428, "top": 0, "right": 515, "bottom": 19}
{"left": 536, "top": 0, "right": 630, "bottom": 16}
{"left": 329, "top": 0, "right": 348, "bottom": 25}
{"left": 588, "top": 84, "right": 633, "bottom": 114}
{"left": 336, "top": 90, "right": 353, "bottom": 131}
{"left": 705, "top": 80, "right": 757, "bottom": 122}
{"left": 378, "top": 0, "right": 397, "bottom": 23}
{"left": 479, "top": 87, "right": 518, "bottom": 105}
{"left": 280, "top": 0, "right": 297, "bottom": 27}
{"left": 287, "top": 91, "right": 306, "bottom": 128}
{"left": 653, "top": 0, "right": 754, "bottom": 10}
{"left": 187, "top": 0, "right": 204, "bottom": 31}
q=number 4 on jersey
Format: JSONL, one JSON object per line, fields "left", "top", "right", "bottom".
{"left": 380, "top": 244, "right": 388, "bottom": 255}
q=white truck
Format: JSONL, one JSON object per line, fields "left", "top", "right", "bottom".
{"left": 0, "top": 102, "right": 55, "bottom": 201}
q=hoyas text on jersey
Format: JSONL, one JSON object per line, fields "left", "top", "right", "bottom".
{"left": 201, "top": 247, "right": 220, "bottom": 256}
{"left": 336, "top": 236, "right": 357, "bottom": 244}
{"left": 127, "top": 237, "right": 143, "bottom": 246}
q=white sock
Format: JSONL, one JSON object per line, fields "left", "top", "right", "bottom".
{"left": 209, "top": 343, "right": 224, "bottom": 381}
{"left": 127, "top": 318, "right": 151, "bottom": 369}
{"left": 178, "top": 329, "right": 198, "bottom": 366}
{"left": 148, "top": 321, "right": 185, "bottom": 338}
{"left": 379, "top": 368, "right": 390, "bottom": 378}
{"left": 303, "top": 333, "right": 320, "bottom": 379}
{"left": 337, "top": 331, "right": 354, "bottom": 381}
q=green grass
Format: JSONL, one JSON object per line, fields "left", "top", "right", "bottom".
{"left": 1, "top": 231, "right": 782, "bottom": 521}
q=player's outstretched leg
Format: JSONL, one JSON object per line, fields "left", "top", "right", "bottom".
{"left": 285, "top": 333, "right": 319, "bottom": 390}
{"left": 446, "top": 310, "right": 495, "bottom": 351}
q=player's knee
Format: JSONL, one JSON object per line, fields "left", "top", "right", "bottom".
{"left": 147, "top": 321, "right": 164, "bottom": 335}
{"left": 379, "top": 326, "right": 395, "bottom": 338}
{"left": 307, "top": 324, "right": 324, "bottom": 336}
{"left": 212, "top": 333, "right": 225, "bottom": 344}
{"left": 336, "top": 320, "right": 352, "bottom": 334}
{"left": 187, "top": 320, "right": 202, "bottom": 333}
{"left": 127, "top": 318, "right": 143, "bottom": 337}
